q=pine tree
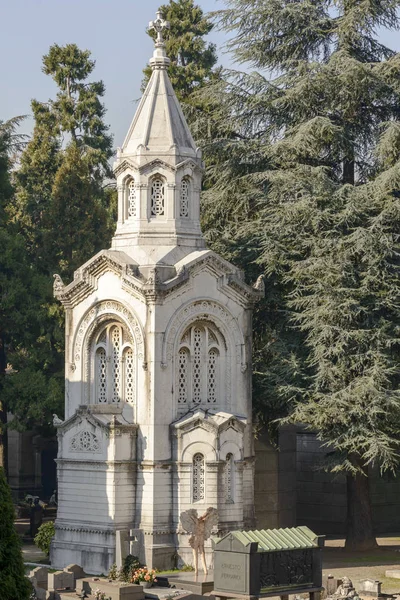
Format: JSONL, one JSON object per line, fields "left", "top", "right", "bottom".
{"left": 42, "top": 43, "right": 113, "bottom": 179}
{"left": 0, "top": 467, "right": 32, "bottom": 599}
{"left": 143, "top": 0, "right": 218, "bottom": 102}
{"left": 13, "top": 102, "right": 61, "bottom": 272}
{"left": 47, "top": 142, "right": 110, "bottom": 278}
{"left": 201, "top": 0, "right": 400, "bottom": 548}
{"left": 4, "top": 44, "right": 115, "bottom": 443}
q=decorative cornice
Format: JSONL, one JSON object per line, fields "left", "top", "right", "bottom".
{"left": 54, "top": 523, "right": 117, "bottom": 535}
{"left": 54, "top": 250, "right": 143, "bottom": 309}
{"left": 54, "top": 248, "right": 262, "bottom": 310}
{"left": 55, "top": 458, "right": 138, "bottom": 470}
{"left": 54, "top": 405, "right": 138, "bottom": 437}
{"left": 171, "top": 409, "right": 247, "bottom": 437}
{"left": 113, "top": 157, "right": 139, "bottom": 177}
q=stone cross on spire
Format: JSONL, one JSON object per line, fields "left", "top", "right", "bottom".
{"left": 149, "top": 10, "right": 170, "bottom": 45}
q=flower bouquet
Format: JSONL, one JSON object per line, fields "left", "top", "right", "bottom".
{"left": 131, "top": 567, "right": 158, "bottom": 588}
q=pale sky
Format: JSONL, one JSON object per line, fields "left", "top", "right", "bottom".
{"left": 1, "top": 0, "right": 399, "bottom": 149}
{"left": 0, "top": 0, "right": 226, "bottom": 147}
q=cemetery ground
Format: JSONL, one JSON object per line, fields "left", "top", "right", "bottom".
{"left": 323, "top": 536, "right": 400, "bottom": 594}
{"left": 15, "top": 512, "right": 400, "bottom": 597}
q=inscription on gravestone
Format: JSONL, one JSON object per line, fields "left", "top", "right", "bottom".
{"left": 215, "top": 552, "right": 248, "bottom": 594}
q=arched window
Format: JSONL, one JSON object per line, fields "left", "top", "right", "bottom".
{"left": 150, "top": 176, "right": 165, "bottom": 216}
{"left": 128, "top": 179, "right": 136, "bottom": 218}
{"left": 91, "top": 322, "right": 136, "bottom": 405}
{"left": 225, "top": 453, "right": 234, "bottom": 503}
{"left": 180, "top": 178, "right": 189, "bottom": 217}
{"left": 177, "top": 323, "right": 223, "bottom": 409}
{"left": 193, "top": 453, "right": 205, "bottom": 502}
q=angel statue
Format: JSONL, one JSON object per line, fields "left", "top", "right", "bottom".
{"left": 180, "top": 507, "right": 218, "bottom": 574}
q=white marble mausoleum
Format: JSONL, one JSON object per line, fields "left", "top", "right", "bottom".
{"left": 50, "top": 12, "right": 262, "bottom": 574}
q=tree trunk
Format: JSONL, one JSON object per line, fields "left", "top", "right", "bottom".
{"left": 0, "top": 333, "right": 8, "bottom": 477}
{"left": 345, "top": 456, "right": 377, "bottom": 550}
{"left": 0, "top": 401, "right": 7, "bottom": 477}
{"left": 343, "top": 157, "right": 355, "bottom": 185}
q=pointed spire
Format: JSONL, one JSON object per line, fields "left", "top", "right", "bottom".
{"left": 121, "top": 8, "right": 197, "bottom": 157}
{"left": 112, "top": 9, "right": 204, "bottom": 258}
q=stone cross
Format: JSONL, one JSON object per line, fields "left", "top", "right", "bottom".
{"left": 149, "top": 10, "right": 170, "bottom": 45}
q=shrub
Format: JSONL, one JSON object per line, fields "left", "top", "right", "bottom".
{"left": 107, "top": 563, "right": 118, "bottom": 580}
{"left": 119, "top": 554, "right": 141, "bottom": 582}
{"left": 34, "top": 521, "right": 55, "bottom": 556}
{"left": 0, "top": 467, "right": 32, "bottom": 599}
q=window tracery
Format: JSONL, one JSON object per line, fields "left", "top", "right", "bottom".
{"left": 91, "top": 322, "right": 136, "bottom": 405}
{"left": 176, "top": 323, "right": 223, "bottom": 409}
{"left": 128, "top": 179, "right": 136, "bottom": 217}
{"left": 96, "top": 348, "right": 107, "bottom": 403}
{"left": 124, "top": 348, "right": 135, "bottom": 404}
{"left": 193, "top": 453, "right": 205, "bottom": 502}
{"left": 225, "top": 453, "right": 234, "bottom": 503}
{"left": 150, "top": 176, "right": 165, "bottom": 216}
{"left": 180, "top": 178, "right": 189, "bottom": 217}
{"left": 178, "top": 348, "right": 189, "bottom": 404}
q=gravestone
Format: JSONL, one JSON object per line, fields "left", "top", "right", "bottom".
{"left": 29, "top": 566, "right": 49, "bottom": 588}
{"left": 64, "top": 564, "right": 86, "bottom": 586}
{"left": 48, "top": 570, "right": 75, "bottom": 591}
{"left": 323, "top": 576, "right": 341, "bottom": 596}
{"left": 213, "top": 526, "right": 324, "bottom": 600}
{"left": 359, "top": 580, "right": 382, "bottom": 597}
{"left": 76, "top": 577, "right": 145, "bottom": 600}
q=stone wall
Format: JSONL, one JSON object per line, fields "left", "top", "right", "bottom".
{"left": 296, "top": 431, "right": 400, "bottom": 535}
{"left": 296, "top": 431, "right": 347, "bottom": 535}
{"left": 254, "top": 426, "right": 297, "bottom": 529}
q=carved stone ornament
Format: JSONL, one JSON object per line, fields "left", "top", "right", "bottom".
{"left": 70, "top": 430, "right": 101, "bottom": 453}
{"left": 73, "top": 300, "right": 145, "bottom": 365}
{"left": 53, "top": 414, "right": 63, "bottom": 426}
{"left": 328, "top": 577, "right": 361, "bottom": 600}
{"left": 253, "top": 274, "right": 265, "bottom": 294}
{"left": 149, "top": 10, "right": 170, "bottom": 44}
{"left": 53, "top": 273, "right": 65, "bottom": 298}
{"left": 162, "top": 299, "right": 246, "bottom": 371}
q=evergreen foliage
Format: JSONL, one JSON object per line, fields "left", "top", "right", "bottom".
{"left": 0, "top": 467, "right": 32, "bottom": 599}
{"left": 2, "top": 44, "right": 115, "bottom": 445}
{"left": 143, "top": 0, "right": 218, "bottom": 102}
{"left": 200, "top": 0, "right": 400, "bottom": 547}
{"left": 0, "top": 117, "right": 36, "bottom": 469}
{"left": 42, "top": 43, "right": 113, "bottom": 179}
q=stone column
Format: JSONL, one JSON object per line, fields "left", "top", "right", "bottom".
{"left": 117, "top": 185, "right": 124, "bottom": 225}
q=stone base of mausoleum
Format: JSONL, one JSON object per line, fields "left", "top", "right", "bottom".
{"left": 132, "top": 529, "right": 176, "bottom": 570}
{"left": 51, "top": 524, "right": 116, "bottom": 574}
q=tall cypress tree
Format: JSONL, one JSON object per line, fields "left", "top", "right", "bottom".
{"left": 0, "top": 467, "right": 32, "bottom": 599}
{"left": 200, "top": 0, "right": 400, "bottom": 548}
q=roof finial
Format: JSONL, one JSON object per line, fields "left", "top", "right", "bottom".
{"left": 149, "top": 10, "right": 170, "bottom": 46}
{"left": 149, "top": 9, "right": 171, "bottom": 69}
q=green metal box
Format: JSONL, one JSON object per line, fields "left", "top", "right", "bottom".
{"left": 214, "top": 526, "right": 324, "bottom": 597}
